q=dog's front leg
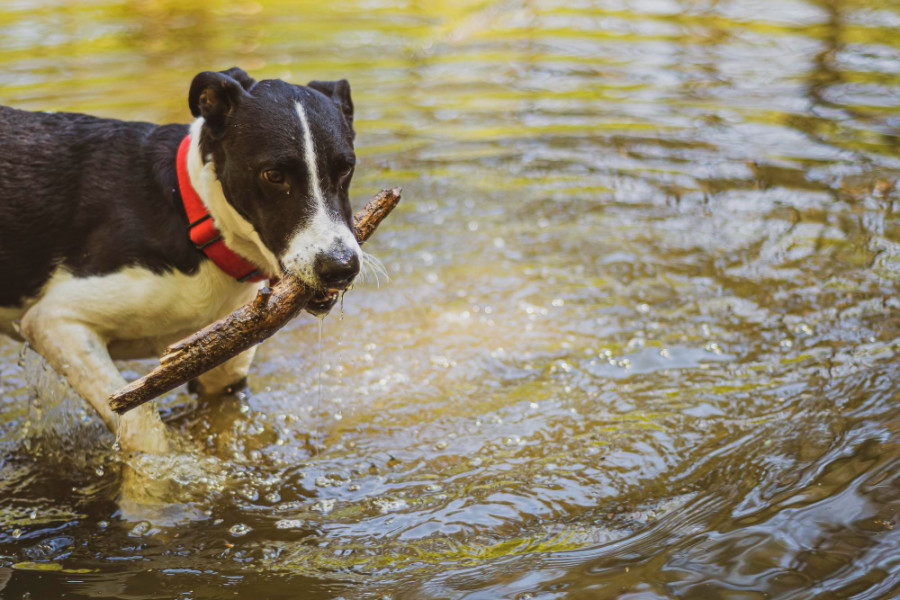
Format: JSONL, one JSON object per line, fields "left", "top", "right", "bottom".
{"left": 20, "top": 307, "right": 168, "bottom": 454}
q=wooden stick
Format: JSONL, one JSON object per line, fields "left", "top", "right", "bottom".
{"left": 109, "top": 187, "right": 402, "bottom": 415}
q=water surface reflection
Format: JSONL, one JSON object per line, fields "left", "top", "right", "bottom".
{"left": 1, "top": 0, "right": 900, "bottom": 598}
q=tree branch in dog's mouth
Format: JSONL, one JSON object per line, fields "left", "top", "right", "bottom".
{"left": 108, "top": 187, "right": 401, "bottom": 415}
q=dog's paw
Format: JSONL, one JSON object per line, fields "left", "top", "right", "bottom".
{"left": 188, "top": 376, "right": 248, "bottom": 398}
{"left": 224, "top": 377, "right": 248, "bottom": 395}
{"left": 305, "top": 289, "right": 340, "bottom": 317}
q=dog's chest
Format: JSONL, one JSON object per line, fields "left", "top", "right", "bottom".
{"left": 41, "top": 262, "right": 261, "bottom": 344}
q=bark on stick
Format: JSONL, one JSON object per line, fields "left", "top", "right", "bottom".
{"left": 109, "top": 187, "right": 401, "bottom": 415}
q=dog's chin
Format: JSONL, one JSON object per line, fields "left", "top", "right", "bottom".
{"left": 306, "top": 288, "right": 341, "bottom": 317}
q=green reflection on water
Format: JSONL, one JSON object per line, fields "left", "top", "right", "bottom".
{"left": 2, "top": 0, "right": 900, "bottom": 598}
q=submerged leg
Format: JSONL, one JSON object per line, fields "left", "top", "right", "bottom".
{"left": 190, "top": 345, "right": 258, "bottom": 398}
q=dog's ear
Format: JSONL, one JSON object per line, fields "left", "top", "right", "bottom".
{"left": 188, "top": 71, "right": 249, "bottom": 133}
{"left": 308, "top": 79, "right": 354, "bottom": 139}
{"left": 219, "top": 67, "right": 256, "bottom": 92}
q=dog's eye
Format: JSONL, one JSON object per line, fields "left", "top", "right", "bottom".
{"left": 263, "top": 169, "right": 285, "bottom": 185}
{"left": 336, "top": 155, "right": 356, "bottom": 181}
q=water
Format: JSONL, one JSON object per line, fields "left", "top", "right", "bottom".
{"left": 315, "top": 316, "right": 325, "bottom": 454}
{"left": 1, "top": 0, "right": 900, "bottom": 598}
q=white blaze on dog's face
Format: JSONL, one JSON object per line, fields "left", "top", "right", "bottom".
{"left": 281, "top": 96, "right": 361, "bottom": 291}
{"left": 188, "top": 69, "right": 360, "bottom": 295}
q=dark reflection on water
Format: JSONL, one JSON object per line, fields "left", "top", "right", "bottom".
{"left": 2, "top": 0, "right": 900, "bottom": 598}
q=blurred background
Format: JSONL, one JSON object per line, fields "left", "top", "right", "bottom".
{"left": 2, "top": 0, "right": 900, "bottom": 598}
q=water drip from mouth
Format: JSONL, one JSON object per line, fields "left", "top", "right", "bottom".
{"left": 314, "top": 315, "right": 325, "bottom": 455}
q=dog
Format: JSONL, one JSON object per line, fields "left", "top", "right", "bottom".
{"left": 0, "top": 67, "right": 361, "bottom": 454}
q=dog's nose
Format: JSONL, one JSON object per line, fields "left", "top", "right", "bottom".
{"left": 315, "top": 248, "right": 360, "bottom": 289}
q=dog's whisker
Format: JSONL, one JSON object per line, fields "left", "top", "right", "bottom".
{"left": 359, "top": 256, "right": 380, "bottom": 288}
{"left": 364, "top": 251, "right": 389, "bottom": 279}
{"left": 357, "top": 253, "right": 374, "bottom": 285}
{"left": 359, "top": 251, "right": 389, "bottom": 289}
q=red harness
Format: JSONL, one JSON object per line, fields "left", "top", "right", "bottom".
{"left": 176, "top": 135, "right": 268, "bottom": 283}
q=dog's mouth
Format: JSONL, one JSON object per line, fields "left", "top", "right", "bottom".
{"left": 277, "top": 263, "right": 350, "bottom": 316}
{"left": 306, "top": 288, "right": 342, "bottom": 316}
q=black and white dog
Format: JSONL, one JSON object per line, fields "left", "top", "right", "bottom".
{"left": 0, "top": 67, "right": 361, "bottom": 453}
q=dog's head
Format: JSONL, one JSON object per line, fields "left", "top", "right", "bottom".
{"left": 187, "top": 67, "right": 360, "bottom": 302}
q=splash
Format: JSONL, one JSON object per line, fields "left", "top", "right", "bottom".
{"left": 19, "top": 345, "right": 111, "bottom": 452}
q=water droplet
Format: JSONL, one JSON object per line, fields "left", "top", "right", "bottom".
{"left": 551, "top": 361, "right": 572, "bottom": 373}
{"left": 315, "top": 476, "right": 331, "bottom": 487}
{"left": 238, "top": 486, "right": 259, "bottom": 502}
{"left": 12, "top": 528, "right": 21, "bottom": 539}
{"left": 434, "top": 441, "right": 449, "bottom": 450}
{"left": 430, "top": 355, "right": 454, "bottom": 368}
{"left": 626, "top": 337, "right": 645, "bottom": 351}
{"left": 29, "top": 510, "right": 37, "bottom": 520}
{"left": 636, "top": 303, "right": 650, "bottom": 314}
{"left": 275, "top": 519, "right": 303, "bottom": 529}
{"left": 129, "top": 521, "right": 150, "bottom": 537}
{"left": 659, "top": 348, "right": 671, "bottom": 358}
{"left": 348, "top": 483, "right": 361, "bottom": 492}
{"left": 229, "top": 523, "right": 251, "bottom": 538}
{"left": 373, "top": 497, "right": 408, "bottom": 513}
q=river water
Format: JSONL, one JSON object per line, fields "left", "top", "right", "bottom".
{"left": 1, "top": 0, "right": 900, "bottom": 598}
